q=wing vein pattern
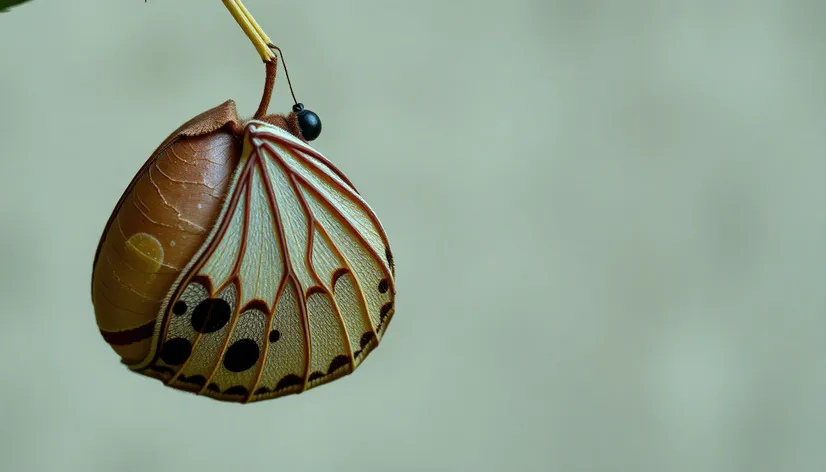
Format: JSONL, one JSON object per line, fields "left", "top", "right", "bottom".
{"left": 141, "top": 121, "right": 395, "bottom": 403}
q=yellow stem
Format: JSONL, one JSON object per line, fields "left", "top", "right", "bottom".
{"left": 235, "top": 0, "right": 274, "bottom": 47}
{"left": 222, "top": 0, "right": 275, "bottom": 62}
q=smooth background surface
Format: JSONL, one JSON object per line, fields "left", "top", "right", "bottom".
{"left": 1, "top": 1, "right": 825, "bottom": 471}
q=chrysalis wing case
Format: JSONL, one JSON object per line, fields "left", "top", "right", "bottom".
{"left": 91, "top": 98, "right": 396, "bottom": 403}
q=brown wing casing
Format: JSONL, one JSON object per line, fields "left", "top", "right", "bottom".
{"left": 91, "top": 101, "right": 244, "bottom": 364}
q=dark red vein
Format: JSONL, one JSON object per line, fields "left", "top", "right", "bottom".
{"left": 246, "top": 275, "right": 290, "bottom": 403}
{"left": 256, "top": 155, "right": 313, "bottom": 391}
{"left": 274, "top": 139, "right": 391, "bottom": 265}
{"left": 192, "top": 161, "right": 255, "bottom": 394}
{"left": 156, "top": 156, "right": 255, "bottom": 382}
{"left": 313, "top": 222, "right": 377, "bottom": 338}
{"left": 258, "top": 129, "right": 359, "bottom": 192}
{"left": 284, "top": 168, "right": 394, "bottom": 293}
{"left": 279, "top": 164, "right": 355, "bottom": 365}
{"left": 260, "top": 140, "right": 392, "bottom": 276}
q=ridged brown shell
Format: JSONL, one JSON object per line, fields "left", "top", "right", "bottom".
{"left": 92, "top": 99, "right": 303, "bottom": 364}
{"left": 91, "top": 101, "right": 247, "bottom": 363}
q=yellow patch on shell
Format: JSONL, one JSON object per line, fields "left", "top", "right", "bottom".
{"left": 123, "top": 233, "right": 165, "bottom": 274}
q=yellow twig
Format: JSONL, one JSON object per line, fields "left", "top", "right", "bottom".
{"left": 223, "top": 0, "right": 275, "bottom": 62}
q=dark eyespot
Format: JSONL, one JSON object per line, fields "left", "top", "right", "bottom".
{"left": 173, "top": 301, "right": 188, "bottom": 316}
{"left": 160, "top": 338, "right": 192, "bottom": 365}
{"left": 223, "top": 339, "right": 260, "bottom": 373}
{"left": 191, "top": 298, "right": 232, "bottom": 333}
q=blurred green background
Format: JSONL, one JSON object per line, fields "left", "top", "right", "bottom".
{"left": 1, "top": 1, "right": 825, "bottom": 471}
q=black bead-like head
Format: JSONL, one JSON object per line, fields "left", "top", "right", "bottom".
{"left": 293, "top": 103, "right": 322, "bottom": 141}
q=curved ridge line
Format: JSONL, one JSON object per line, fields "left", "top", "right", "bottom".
{"left": 113, "top": 218, "right": 179, "bottom": 272}
{"left": 97, "top": 269, "right": 162, "bottom": 303}
{"left": 94, "top": 282, "right": 155, "bottom": 321}
{"left": 132, "top": 193, "right": 176, "bottom": 229}
{"left": 100, "top": 249, "right": 176, "bottom": 285}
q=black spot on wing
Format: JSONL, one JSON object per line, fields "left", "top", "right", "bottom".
{"left": 276, "top": 374, "right": 302, "bottom": 391}
{"left": 191, "top": 298, "right": 232, "bottom": 333}
{"left": 160, "top": 338, "right": 192, "bottom": 365}
{"left": 360, "top": 332, "right": 375, "bottom": 348}
{"left": 380, "top": 303, "right": 392, "bottom": 321}
{"left": 354, "top": 332, "right": 375, "bottom": 358}
{"left": 224, "top": 386, "right": 249, "bottom": 397}
{"left": 223, "top": 339, "right": 260, "bottom": 373}
{"left": 173, "top": 301, "right": 188, "bottom": 316}
{"left": 328, "top": 355, "right": 350, "bottom": 374}
{"left": 179, "top": 375, "right": 206, "bottom": 387}
{"left": 385, "top": 246, "right": 394, "bottom": 275}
